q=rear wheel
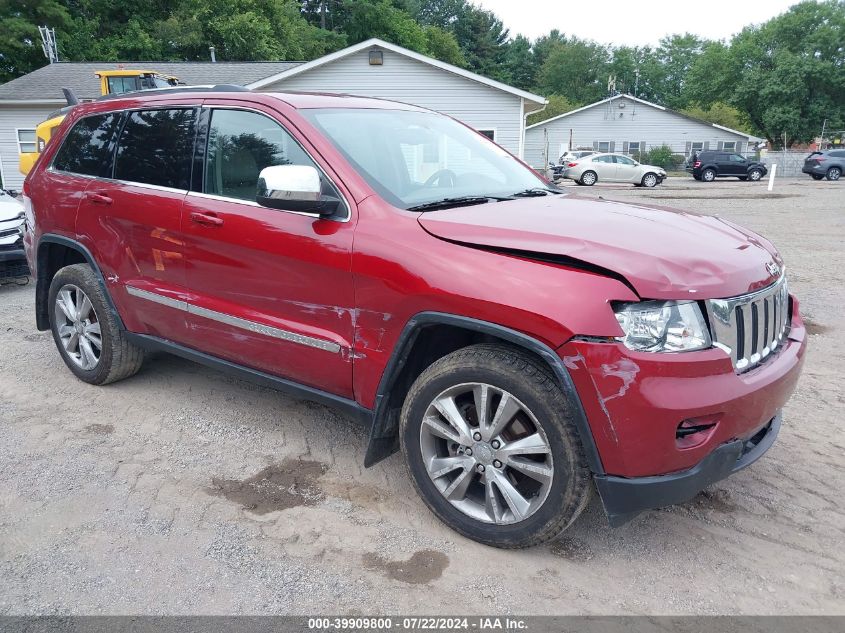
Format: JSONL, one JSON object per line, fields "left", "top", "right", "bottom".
{"left": 748, "top": 169, "right": 763, "bottom": 181}
{"left": 580, "top": 170, "right": 597, "bottom": 186}
{"left": 400, "top": 344, "right": 591, "bottom": 548}
{"left": 702, "top": 168, "right": 716, "bottom": 182}
{"left": 641, "top": 173, "right": 658, "bottom": 188}
{"left": 827, "top": 167, "right": 841, "bottom": 181}
{"left": 49, "top": 264, "right": 144, "bottom": 385}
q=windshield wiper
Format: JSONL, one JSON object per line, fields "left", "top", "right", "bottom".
{"left": 511, "top": 187, "right": 561, "bottom": 197}
{"left": 407, "top": 195, "right": 513, "bottom": 212}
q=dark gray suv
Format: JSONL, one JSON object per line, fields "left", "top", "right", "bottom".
{"left": 803, "top": 149, "right": 844, "bottom": 181}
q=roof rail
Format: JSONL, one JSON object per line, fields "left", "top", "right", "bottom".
{"left": 96, "top": 84, "right": 251, "bottom": 102}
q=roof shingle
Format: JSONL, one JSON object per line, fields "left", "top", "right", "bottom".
{"left": 0, "top": 61, "right": 303, "bottom": 101}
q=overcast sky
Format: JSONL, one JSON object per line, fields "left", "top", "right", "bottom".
{"left": 473, "top": 0, "right": 801, "bottom": 46}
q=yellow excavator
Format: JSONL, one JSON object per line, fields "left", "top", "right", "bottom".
{"left": 19, "top": 69, "right": 182, "bottom": 176}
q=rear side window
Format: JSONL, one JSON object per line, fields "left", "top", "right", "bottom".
{"left": 114, "top": 108, "right": 197, "bottom": 189}
{"left": 830, "top": 150, "right": 845, "bottom": 158}
{"left": 53, "top": 113, "right": 121, "bottom": 177}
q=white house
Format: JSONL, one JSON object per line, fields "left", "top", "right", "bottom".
{"left": 0, "top": 38, "right": 547, "bottom": 190}
{"left": 525, "top": 94, "right": 762, "bottom": 168}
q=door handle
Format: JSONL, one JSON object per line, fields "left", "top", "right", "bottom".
{"left": 85, "top": 191, "right": 113, "bottom": 205}
{"left": 190, "top": 212, "right": 224, "bottom": 227}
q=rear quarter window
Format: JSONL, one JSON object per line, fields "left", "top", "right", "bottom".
{"left": 114, "top": 108, "right": 197, "bottom": 190}
{"left": 52, "top": 113, "right": 122, "bottom": 177}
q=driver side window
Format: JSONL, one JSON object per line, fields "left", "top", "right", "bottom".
{"left": 205, "top": 109, "right": 326, "bottom": 202}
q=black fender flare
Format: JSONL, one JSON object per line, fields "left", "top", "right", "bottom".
{"left": 364, "top": 311, "right": 605, "bottom": 475}
{"left": 36, "top": 234, "right": 124, "bottom": 331}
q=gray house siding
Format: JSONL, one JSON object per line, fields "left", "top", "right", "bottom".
{"left": 263, "top": 48, "right": 525, "bottom": 157}
{"left": 525, "top": 96, "right": 752, "bottom": 168}
{"left": 0, "top": 105, "right": 58, "bottom": 190}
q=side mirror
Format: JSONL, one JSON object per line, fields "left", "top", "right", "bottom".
{"left": 256, "top": 165, "right": 341, "bottom": 217}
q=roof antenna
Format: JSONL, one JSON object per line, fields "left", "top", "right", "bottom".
{"left": 39, "top": 26, "right": 59, "bottom": 63}
{"left": 209, "top": 46, "right": 216, "bottom": 63}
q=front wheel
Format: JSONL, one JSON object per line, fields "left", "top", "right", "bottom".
{"left": 827, "top": 167, "right": 842, "bottom": 181}
{"left": 400, "top": 344, "right": 591, "bottom": 548}
{"left": 580, "top": 171, "right": 597, "bottom": 186}
{"left": 702, "top": 168, "right": 716, "bottom": 182}
{"left": 49, "top": 264, "right": 144, "bottom": 385}
{"left": 641, "top": 173, "right": 658, "bottom": 188}
{"left": 748, "top": 169, "right": 763, "bottom": 181}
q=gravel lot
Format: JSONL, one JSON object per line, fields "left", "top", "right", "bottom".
{"left": 0, "top": 177, "right": 842, "bottom": 615}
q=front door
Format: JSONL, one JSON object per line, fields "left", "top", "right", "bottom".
{"left": 613, "top": 155, "right": 639, "bottom": 183}
{"left": 728, "top": 154, "right": 748, "bottom": 175}
{"left": 180, "top": 105, "right": 355, "bottom": 397}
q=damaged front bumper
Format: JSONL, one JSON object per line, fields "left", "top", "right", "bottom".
{"left": 558, "top": 302, "right": 806, "bottom": 526}
{"left": 595, "top": 413, "right": 780, "bottom": 526}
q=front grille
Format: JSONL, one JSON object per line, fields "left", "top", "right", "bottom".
{"left": 706, "top": 276, "right": 790, "bottom": 372}
{"left": 0, "top": 228, "right": 20, "bottom": 239}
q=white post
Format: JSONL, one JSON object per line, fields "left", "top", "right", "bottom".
{"left": 768, "top": 164, "right": 777, "bottom": 191}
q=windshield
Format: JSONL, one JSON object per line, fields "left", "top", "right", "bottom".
{"left": 301, "top": 108, "right": 549, "bottom": 209}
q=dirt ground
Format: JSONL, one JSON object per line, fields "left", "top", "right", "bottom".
{"left": 0, "top": 177, "right": 842, "bottom": 615}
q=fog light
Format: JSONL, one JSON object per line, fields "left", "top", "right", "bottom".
{"left": 676, "top": 416, "right": 719, "bottom": 449}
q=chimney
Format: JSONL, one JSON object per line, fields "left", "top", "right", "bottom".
{"left": 209, "top": 46, "right": 216, "bottom": 63}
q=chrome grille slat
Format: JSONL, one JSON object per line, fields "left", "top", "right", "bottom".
{"left": 706, "top": 275, "right": 790, "bottom": 373}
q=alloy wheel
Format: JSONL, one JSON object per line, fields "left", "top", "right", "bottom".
{"left": 419, "top": 382, "right": 554, "bottom": 525}
{"left": 54, "top": 284, "right": 102, "bottom": 370}
{"left": 749, "top": 170, "right": 762, "bottom": 181}
{"left": 829, "top": 168, "right": 841, "bottom": 181}
{"left": 643, "top": 174, "right": 657, "bottom": 187}
{"left": 581, "top": 171, "right": 596, "bottom": 186}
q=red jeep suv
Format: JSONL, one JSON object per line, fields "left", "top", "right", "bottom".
{"left": 22, "top": 88, "right": 806, "bottom": 548}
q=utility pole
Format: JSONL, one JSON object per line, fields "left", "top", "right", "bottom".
{"left": 39, "top": 26, "right": 59, "bottom": 63}
{"left": 820, "top": 118, "right": 828, "bottom": 149}
{"left": 320, "top": 0, "right": 327, "bottom": 30}
{"left": 634, "top": 68, "right": 640, "bottom": 97}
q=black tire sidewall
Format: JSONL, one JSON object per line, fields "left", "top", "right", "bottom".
{"left": 581, "top": 171, "right": 596, "bottom": 186}
{"left": 749, "top": 169, "right": 762, "bottom": 181}
{"left": 400, "top": 352, "right": 585, "bottom": 547}
{"left": 703, "top": 169, "right": 716, "bottom": 181}
{"left": 828, "top": 168, "right": 841, "bottom": 181}
{"left": 48, "top": 265, "right": 115, "bottom": 384}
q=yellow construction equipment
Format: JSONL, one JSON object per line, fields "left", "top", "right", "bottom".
{"left": 19, "top": 69, "right": 182, "bottom": 176}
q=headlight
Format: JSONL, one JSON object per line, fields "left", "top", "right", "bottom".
{"left": 613, "top": 300, "right": 711, "bottom": 352}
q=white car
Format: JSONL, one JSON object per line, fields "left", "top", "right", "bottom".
{"left": 562, "top": 153, "right": 667, "bottom": 187}
{"left": 0, "top": 190, "right": 28, "bottom": 280}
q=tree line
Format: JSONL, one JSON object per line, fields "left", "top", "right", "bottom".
{"left": 2, "top": 0, "right": 843, "bottom": 145}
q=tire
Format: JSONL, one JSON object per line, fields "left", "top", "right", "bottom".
{"left": 827, "top": 167, "right": 841, "bottom": 181}
{"left": 399, "top": 344, "right": 591, "bottom": 549}
{"left": 580, "top": 171, "right": 597, "bottom": 186}
{"left": 641, "top": 172, "right": 658, "bottom": 188}
{"left": 748, "top": 169, "right": 763, "bottom": 181}
{"left": 702, "top": 168, "right": 716, "bottom": 182}
{"left": 811, "top": 174, "right": 824, "bottom": 180}
{"left": 48, "top": 263, "right": 144, "bottom": 385}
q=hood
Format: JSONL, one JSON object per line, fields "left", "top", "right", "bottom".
{"left": 417, "top": 195, "right": 782, "bottom": 299}
{"left": 0, "top": 195, "right": 24, "bottom": 222}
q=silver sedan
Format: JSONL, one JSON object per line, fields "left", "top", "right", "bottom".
{"left": 561, "top": 153, "right": 667, "bottom": 187}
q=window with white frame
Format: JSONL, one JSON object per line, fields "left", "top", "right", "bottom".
{"left": 723, "top": 141, "right": 736, "bottom": 151}
{"left": 628, "top": 141, "right": 641, "bottom": 154}
{"left": 17, "top": 129, "right": 36, "bottom": 153}
{"left": 691, "top": 141, "right": 704, "bottom": 152}
{"left": 597, "top": 141, "right": 611, "bottom": 153}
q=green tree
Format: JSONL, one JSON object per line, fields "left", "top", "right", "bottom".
{"left": 0, "top": 0, "right": 73, "bottom": 82}
{"left": 526, "top": 94, "right": 576, "bottom": 125}
{"left": 502, "top": 35, "right": 534, "bottom": 90}
{"left": 537, "top": 38, "right": 610, "bottom": 105}
{"left": 681, "top": 103, "right": 753, "bottom": 134}
{"left": 689, "top": 0, "right": 845, "bottom": 145}
{"left": 450, "top": 4, "right": 510, "bottom": 81}
{"left": 653, "top": 33, "right": 703, "bottom": 109}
